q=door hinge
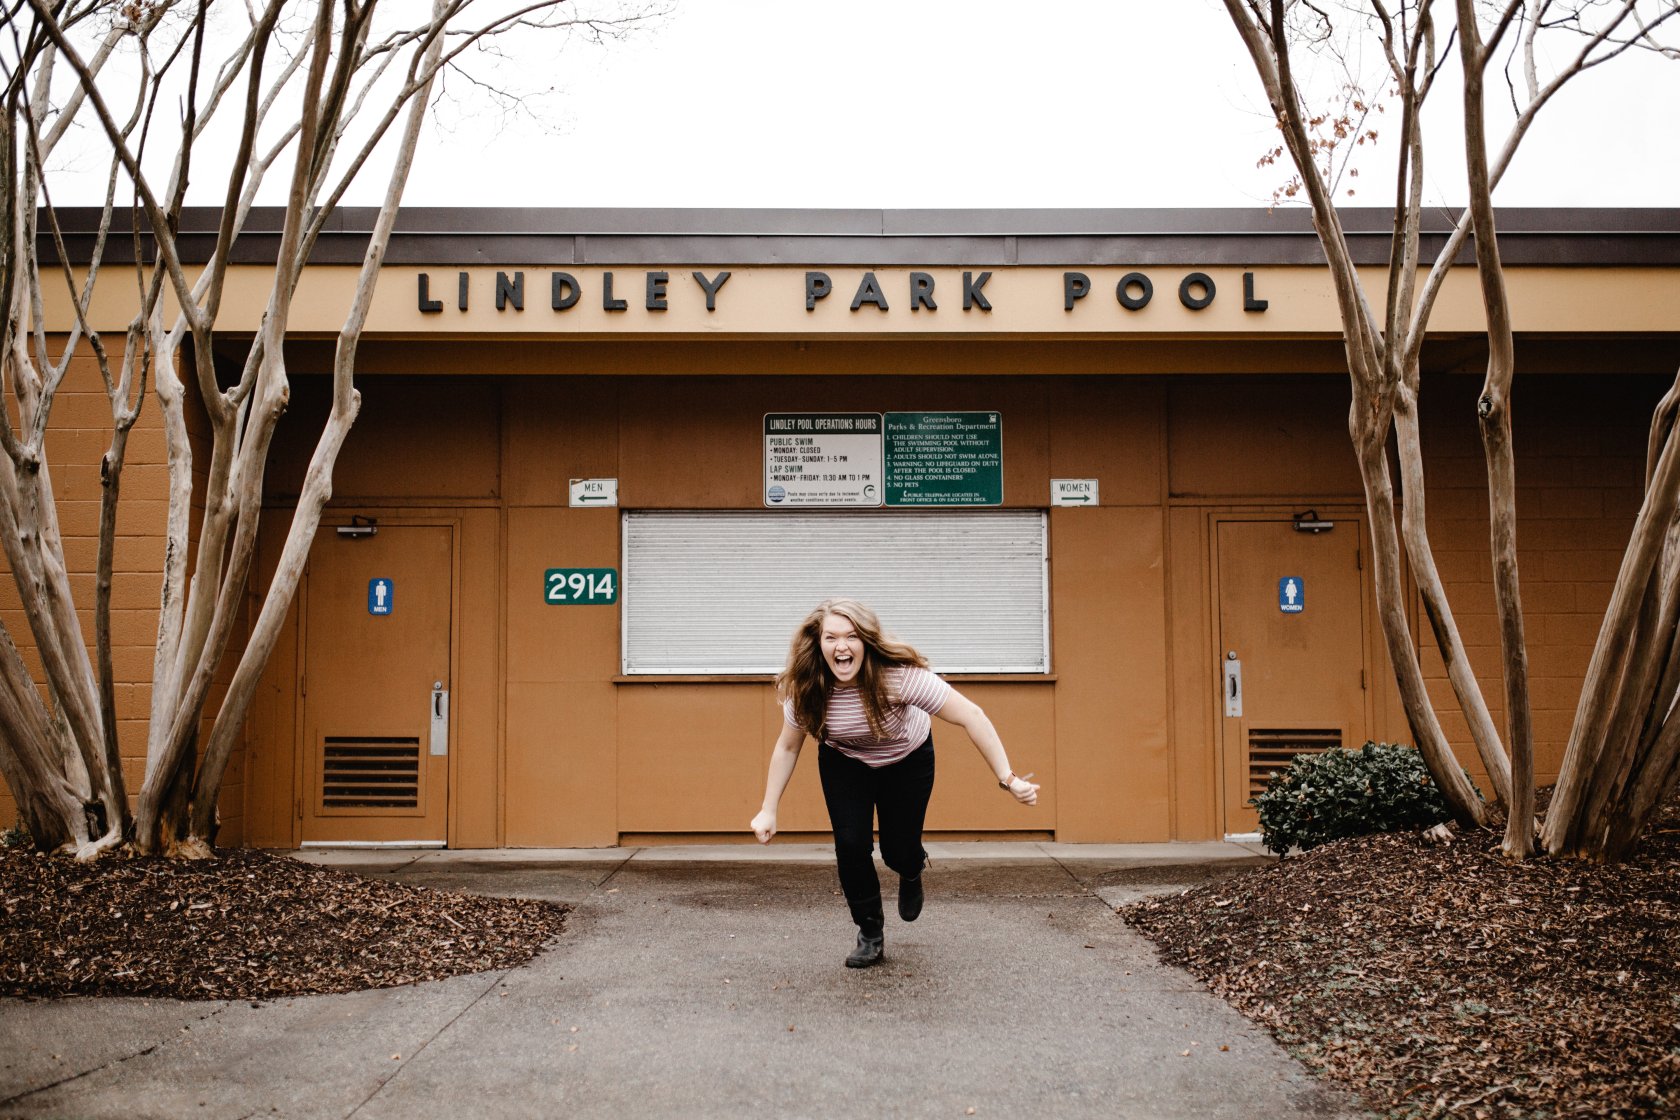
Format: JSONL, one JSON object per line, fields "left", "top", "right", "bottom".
{"left": 1356, "top": 545, "right": 1363, "bottom": 571}
{"left": 1361, "top": 669, "right": 1368, "bottom": 690}
{"left": 295, "top": 796, "right": 303, "bottom": 820}
{"left": 300, "top": 672, "right": 306, "bottom": 698}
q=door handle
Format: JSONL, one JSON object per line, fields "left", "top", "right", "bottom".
{"left": 430, "top": 681, "right": 449, "bottom": 756}
{"left": 1223, "top": 652, "right": 1242, "bottom": 718}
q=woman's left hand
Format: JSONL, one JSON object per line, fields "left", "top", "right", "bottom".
{"left": 1006, "top": 775, "right": 1040, "bottom": 806}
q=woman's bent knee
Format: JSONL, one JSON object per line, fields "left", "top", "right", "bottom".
{"left": 879, "top": 841, "right": 925, "bottom": 876}
{"left": 832, "top": 828, "right": 874, "bottom": 858}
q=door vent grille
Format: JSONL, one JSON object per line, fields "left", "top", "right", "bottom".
{"left": 1248, "top": 728, "right": 1342, "bottom": 797}
{"left": 322, "top": 737, "right": 420, "bottom": 809}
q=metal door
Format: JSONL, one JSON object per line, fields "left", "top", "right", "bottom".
{"left": 300, "top": 524, "right": 453, "bottom": 844}
{"left": 1216, "top": 518, "right": 1368, "bottom": 836}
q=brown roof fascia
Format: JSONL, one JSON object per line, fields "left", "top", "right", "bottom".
{"left": 36, "top": 206, "right": 1680, "bottom": 268}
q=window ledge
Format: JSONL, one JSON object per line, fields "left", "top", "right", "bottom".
{"left": 612, "top": 673, "right": 1058, "bottom": 684}
{"left": 613, "top": 675, "right": 774, "bottom": 684}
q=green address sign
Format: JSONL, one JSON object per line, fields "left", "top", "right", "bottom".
{"left": 545, "top": 568, "right": 618, "bottom": 605}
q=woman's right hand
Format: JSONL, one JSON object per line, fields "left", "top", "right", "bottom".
{"left": 750, "top": 809, "right": 778, "bottom": 844}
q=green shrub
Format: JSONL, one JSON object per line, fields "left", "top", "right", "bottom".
{"left": 1249, "top": 741, "right": 1452, "bottom": 857}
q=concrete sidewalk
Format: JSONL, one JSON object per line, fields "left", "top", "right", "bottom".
{"left": 287, "top": 839, "right": 1277, "bottom": 908}
{"left": 0, "top": 843, "right": 1362, "bottom": 1120}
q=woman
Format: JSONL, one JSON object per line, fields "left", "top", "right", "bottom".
{"left": 750, "top": 598, "right": 1041, "bottom": 969}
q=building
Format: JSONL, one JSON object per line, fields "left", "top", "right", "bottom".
{"left": 13, "top": 208, "right": 1680, "bottom": 848}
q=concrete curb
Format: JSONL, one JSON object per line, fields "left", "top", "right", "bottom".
{"left": 286, "top": 839, "right": 1275, "bottom": 867}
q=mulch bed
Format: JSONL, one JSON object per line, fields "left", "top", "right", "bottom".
{"left": 1123, "top": 800, "right": 1680, "bottom": 1119}
{"left": 8, "top": 814, "right": 1679, "bottom": 1118}
{"left": 0, "top": 846, "right": 567, "bottom": 1001}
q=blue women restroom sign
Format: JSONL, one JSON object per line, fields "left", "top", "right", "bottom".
{"left": 368, "top": 578, "right": 394, "bottom": 616}
{"left": 1279, "top": 577, "right": 1304, "bottom": 614}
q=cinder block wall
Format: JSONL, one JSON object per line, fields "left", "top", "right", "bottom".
{"left": 1414, "top": 373, "right": 1659, "bottom": 788}
{"left": 5, "top": 359, "right": 1667, "bottom": 844}
{"left": 0, "top": 345, "right": 244, "bottom": 844}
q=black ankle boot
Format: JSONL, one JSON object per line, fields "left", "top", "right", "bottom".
{"left": 845, "top": 928, "right": 884, "bottom": 968}
{"left": 844, "top": 895, "right": 885, "bottom": 968}
{"left": 897, "top": 873, "right": 923, "bottom": 922}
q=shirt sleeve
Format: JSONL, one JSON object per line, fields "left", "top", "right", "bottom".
{"left": 897, "top": 666, "right": 954, "bottom": 716}
{"left": 782, "top": 698, "right": 805, "bottom": 731}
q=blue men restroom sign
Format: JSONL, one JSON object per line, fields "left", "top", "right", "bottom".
{"left": 368, "top": 578, "right": 394, "bottom": 616}
{"left": 1279, "top": 577, "right": 1304, "bottom": 614}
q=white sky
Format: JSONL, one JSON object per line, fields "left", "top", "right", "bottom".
{"left": 386, "top": 0, "right": 1680, "bottom": 210}
{"left": 45, "top": 0, "right": 1680, "bottom": 210}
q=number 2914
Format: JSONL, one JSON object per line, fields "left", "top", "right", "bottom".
{"left": 544, "top": 568, "right": 617, "bottom": 604}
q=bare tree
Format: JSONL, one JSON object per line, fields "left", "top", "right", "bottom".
{"left": 1, "top": 0, "right": 661, "bottom": 857}
{"left": 1222, "top": 0, "right": 1678, "bottom": 859}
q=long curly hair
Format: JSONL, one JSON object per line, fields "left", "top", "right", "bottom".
{"left": 777, "top": 598, "right": 929, "bottom": 742}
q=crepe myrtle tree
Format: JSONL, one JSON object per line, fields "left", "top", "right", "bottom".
{"left": 0, "top": 0, "right": 660, "bottom": 858}
{"left": 1222, "top": 0, "right": 1678, "bottom": 860}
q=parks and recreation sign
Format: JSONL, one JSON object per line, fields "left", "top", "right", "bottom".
{"left": 764, "top": 412, "right": 1002, "bottom": 507}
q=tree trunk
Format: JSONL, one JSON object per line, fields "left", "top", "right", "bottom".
{"left": 1456, "top": 0, "right": 1535, "bottom": 858}
{"left": 4, "top": 0, "right": 631, "bottom": 859}
{"left": 0, "top": 624, "right": 85, "bottom": 849}
{"left": 1355, "top": 431, "right": 1490, "bottom": 828}
{"left": 1481, "top": 397, "right": 1535, "bottom": 858}
{"left": 1545, "top": 368, "right": 1680, "bottom": 856}
{"left": 1394, "top": 386, "right": 1514, "bottom": 806}
{"left": 188, "top": 391, "right": 361, "bottom": 838}
{"left": 94, "top": 433, "right": 133, "bottom": 838}
{"left": 0, "top": 447, "right": 118, "bottom": 843}
{"left": 186, "top": 0, "right": 447, "bottom": 840}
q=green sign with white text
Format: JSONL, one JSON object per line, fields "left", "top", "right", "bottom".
{"left": 545, "top": 568, "right": 618, "bottom": 605}
{"left": 883, "top": 411, "right": 1003, "bottom": 506}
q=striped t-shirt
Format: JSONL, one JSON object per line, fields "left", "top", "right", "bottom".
{"left": 784, "top": 666, "right": 954, "bottom": 767}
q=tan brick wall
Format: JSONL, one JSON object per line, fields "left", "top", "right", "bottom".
{"left": 1414, "top": 373, "right": 1657, "bottom": 789}
{"left": 6, "top": 346, "right": 1665, "bottom": 844}
{"left": 0, "top": 344, "right": 245, "bottom": 844}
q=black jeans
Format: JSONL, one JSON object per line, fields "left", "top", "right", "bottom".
{"left": 818, "top": 735, "right": 935, "bottom": 905}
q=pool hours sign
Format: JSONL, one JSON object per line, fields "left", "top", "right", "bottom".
{"left": 764, "top": 413, "right": 884, "bottom": 507}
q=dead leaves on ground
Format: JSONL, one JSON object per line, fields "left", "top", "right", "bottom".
{"left": 1124, "top": 800, "right": 1680, "bottom": 1119}
{"left": 0, "top": 847, "right": 567, "bottom": 1001}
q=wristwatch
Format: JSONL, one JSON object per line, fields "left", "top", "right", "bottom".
{"left": 998, "top": 771, "right": 1017, "bottom": 789}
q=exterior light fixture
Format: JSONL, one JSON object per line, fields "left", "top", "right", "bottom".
{"left": 1292, "top": 509, "right": 1334, "bottom": 534}
{"left": 335, "top": 515, "right": 378, "bottom": 539}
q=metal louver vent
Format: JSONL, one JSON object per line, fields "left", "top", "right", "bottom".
{"left": 321, "top": 737, "right": 420, "bottom": 809}
{"left": 1248, "top": 728, "right": 1343, "bottom": 797}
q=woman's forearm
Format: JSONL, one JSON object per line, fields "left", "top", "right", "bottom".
{"left": 760, "top": 738, "right": 803, "bottom": 810}
{"left": 962, "top": 709, "right": 1015, "bottom": 782}
{"left": 752, "top": 729, "right": 806, "bottom": 843}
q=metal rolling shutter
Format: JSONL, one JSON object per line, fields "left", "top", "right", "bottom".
{"left": 622, "top": 511, "right": 1049, "bottom": 675}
